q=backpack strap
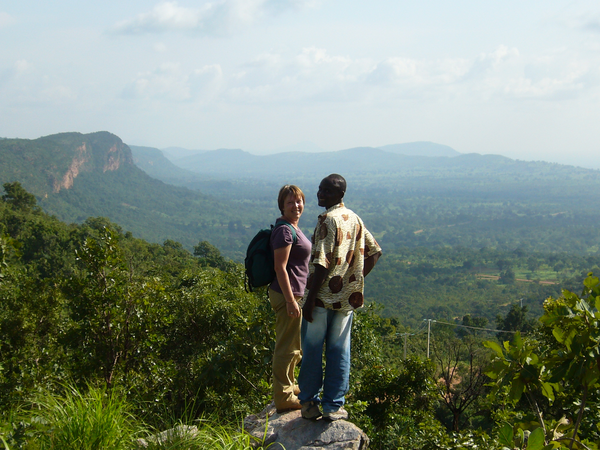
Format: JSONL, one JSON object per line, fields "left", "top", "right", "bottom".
{"left": 274, "top": 219, "right": 297, "bottom": 245}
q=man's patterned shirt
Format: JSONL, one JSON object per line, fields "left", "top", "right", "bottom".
{"left": 300, "top": 202, "right": 382, "bottom": 312}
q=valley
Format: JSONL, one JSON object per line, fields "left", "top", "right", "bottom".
{"left": 2, "top": 131, "right": 600, "bottom": 326}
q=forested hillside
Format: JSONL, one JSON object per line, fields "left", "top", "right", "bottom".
{"left": 0, "top": 132, "right": 265, "bottom": 259}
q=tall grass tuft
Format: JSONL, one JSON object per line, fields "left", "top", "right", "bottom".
{"left": 26, "top": 383, "right": 135, "bottom": 450}
{"left": 8, "top": 384, "right": 276, "bottom": 449}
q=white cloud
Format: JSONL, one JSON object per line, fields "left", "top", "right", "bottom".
{"left": 122, "top": 62, "right": 192, "bottom": 101}
{"left": 113, "top": 2, "right": 208, "bottom": 35}
{"left": 227, "top": 47, "right": 371, "bottom": 103}
{"left": 0, "top": 11, "right": 15, "bottom": 28}
{"left": 191, "top": 64, "right": 224, "bottom": 100}
{"left": 41, "top": 85, "right": 76, "bottom": 102}
{"left": 465, "top": 45, "right": 520, "bottom": 80}
{"left": 154, "top": 42, "right": 168, "bottom": 52}
{"left": 502, "top": 60, "right": 593, "bottom": 100}
{"left": 367, "top": 57, "right": 471, "bottom": 88}
{"left": 0, "top": 60, "right": 31, "bottom": 88}
{"left": 566, "top": 11, "right": 600, "bottom": 33}
{"left": 15, "top": 60, "right": 30, "bottom": 74}
{"left": 112, "top": 0, "right": 316, "bottom": 36}
{"left": 122, "top": 62, "right": 223, "bottom": 102}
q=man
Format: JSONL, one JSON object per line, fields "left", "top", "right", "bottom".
{"left": 298, "top": 173, "right": 382, "bottom": 421}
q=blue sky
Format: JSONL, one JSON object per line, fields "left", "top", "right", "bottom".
{"left": 1, "top": 0, "right": 600, "bottom": 167}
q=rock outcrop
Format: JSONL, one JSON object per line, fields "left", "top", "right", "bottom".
{"left": 53, "top": 143, "right": 90, "bottom": 193}
{"left": 244, "top": 402, "right": 369, "bottom": 450}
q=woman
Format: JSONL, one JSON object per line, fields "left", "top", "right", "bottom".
{"left": 269, "top": 184, "right": 312, "bottom": 413}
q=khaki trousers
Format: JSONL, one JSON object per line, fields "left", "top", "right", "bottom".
{"left": 269, "top": 288, "right": 302, "bottom": 408}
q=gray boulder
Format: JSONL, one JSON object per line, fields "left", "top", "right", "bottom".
{"left": 244, "top": 402, "right": 369, "bottom": 449}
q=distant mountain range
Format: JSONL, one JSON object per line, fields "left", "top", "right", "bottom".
{"left": 143, "top": 143, "right": 465, "bottom": 180}
{"left": 154, "top": 141, "right": 460, "bottom": 165}
{"left": 377, "top": 142, "right": 460, "bottom": 157}
{"left": 131, "top": 142, "right": 567, "bottom": 183}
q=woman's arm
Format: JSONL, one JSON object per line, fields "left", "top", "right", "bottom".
{"left": 274, "top": 245, "right": 301, "bottom": 318}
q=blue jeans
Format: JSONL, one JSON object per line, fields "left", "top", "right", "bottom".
{"left": 298, "top": 306, "right": 353, "bottom": 413}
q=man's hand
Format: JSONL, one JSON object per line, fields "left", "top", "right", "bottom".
{"left": 302, "top": 264, "right": 328, "bottom": 323}
{"left": 302, "top": 298, "right": 315, "bottom": 323}
{"left": 363, "top": 251, "right": 382, "bottom": 277}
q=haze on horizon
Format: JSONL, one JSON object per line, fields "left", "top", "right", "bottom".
{"left": 1, "top": 1, "right": 600, "bottom": 169}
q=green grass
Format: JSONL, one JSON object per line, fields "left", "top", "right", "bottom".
{"left": 1, "top": 384, "right": 275, "bottom": 450}
{"left": 23, "top": 384, "right": 135, "bottom": 450}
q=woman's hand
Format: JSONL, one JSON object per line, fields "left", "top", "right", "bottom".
{"left": 287, "top": 300, "right": 301, "bottom": 318}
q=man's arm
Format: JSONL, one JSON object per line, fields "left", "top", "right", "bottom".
{"left": 363, "top": 251, "right": 381, "bottom": 277}
{"left": 302, "top": 263, "right": 328, "bottom": 323}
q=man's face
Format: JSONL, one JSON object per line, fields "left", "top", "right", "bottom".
{"left": 317, "top": 177, "right": 344, "bottom": 209}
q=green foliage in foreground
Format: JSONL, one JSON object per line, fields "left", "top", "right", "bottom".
{"left": 0, "top": 182, "right": 273, "bottom": 422}
{"left": 1, "top": 384, "right": 273, "bottom": 450}
{"left": 484, "top": 272, "right": 600, "bottom": 449}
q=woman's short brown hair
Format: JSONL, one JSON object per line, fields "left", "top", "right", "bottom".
{"left": 278, "top": 185, "right": 305, "bottom": 214}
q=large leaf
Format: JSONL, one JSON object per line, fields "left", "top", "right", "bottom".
{"left": 552, "top": 327, "right": 565, "bottom": 343}
{"left": 513, "top": 331, "right": 523, "bottom": 349}
{"left": 526, "top": 427, "right": 545, "bottom": 450}
{"left": 509, "top": 377, "right": 525, "bottom": 402}
{"left": 540, "top": 381, "right": 556, "bottom": 402}
{"left": 583, "top": 274, "right": 600, "bottom": 291}
{"left": 485, "top": 359, "right": 509, "bottom": 380}
{"left": 484, "top": 340, "right": 505, "bottom": 358}
{"left": 521, "top": 364, "right": 539, "bottom": 383}
{"left": 498, "top": 423, "right": 514, "bottom": 447}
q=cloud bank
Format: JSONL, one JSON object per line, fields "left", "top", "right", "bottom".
{"left": 112, "top": 0, "right": 316, "bottom": 36}
{"left": 0, "top": 11, "right": 15, "bottom": 28}
{"left": 120, "top": 45, "right": 594, "bottom": 105}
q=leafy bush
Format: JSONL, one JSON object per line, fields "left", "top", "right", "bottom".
{"left": 485, "top": 273, "right": 600, "bottom": 449}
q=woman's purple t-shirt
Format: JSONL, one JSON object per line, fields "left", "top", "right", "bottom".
{"left": 269, "top": 220, "right": 311, "bottom": 297}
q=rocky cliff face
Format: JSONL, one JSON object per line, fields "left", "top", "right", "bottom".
{"left": 53, "top": 143, "right": 89, "bottom": 193}
{"left": 45, "top": 131, "right": 135, "bottom": 193}
{"left": 105, "top": 144, "right": 125, "bottom": 172}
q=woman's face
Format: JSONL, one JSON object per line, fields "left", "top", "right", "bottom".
{"left": 282, "top": 193, "right": 304, "bottom": 222}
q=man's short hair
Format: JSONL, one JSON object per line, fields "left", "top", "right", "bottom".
{"left": 277, "top": 184, "right": 306, "bottom": 214}
{"left": 326, "top": 174, "right": 346, "bottom": 196}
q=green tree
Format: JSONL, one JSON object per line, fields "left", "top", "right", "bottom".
{"left": 1, "top": 182, "right": 37, "bottom": 212}
{"left": 193, "top": 240, "right": 236, "bottom": 272}
{"left": 62, "top": 225, "right": 169, "bottom": 391}
{"left": 499, "top": 268, "right": 516, "bottom": 284}
{"left": 496, "top": 303, "right": 536, "bottom": 336}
